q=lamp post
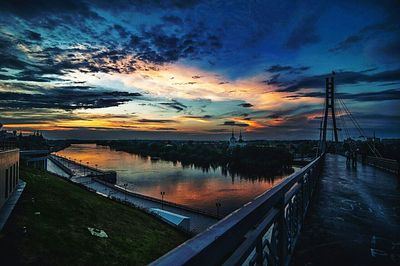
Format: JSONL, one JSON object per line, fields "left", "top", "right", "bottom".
{"left": 216, "top": 202, "right": 221, "bottom": 218}
{"left": 86, "top": 162, "right": 89, "bottom": 176}
{"left": 160, "top": 191, "right": 166, "bottom": 210}
{"left": 123, "top": 183, "right": 128, "bottom": 202}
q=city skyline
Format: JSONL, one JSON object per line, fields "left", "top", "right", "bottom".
{"left": 0, "top": 0, "right": 399, "bottom": 140}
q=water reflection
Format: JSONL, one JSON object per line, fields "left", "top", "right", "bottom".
{"left": 56, "top": 144, "right": 292, "bottom": 216}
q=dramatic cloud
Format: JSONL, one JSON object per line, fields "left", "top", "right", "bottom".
{"left": 280, "top": 69, "right": 400, "bottom": 92}
{"left": 25, "top": 30, "right": 42, "bottom": 41}
{"left": 159, "top": 100, "right": 187, "bottom": 111}
{"left": 0, "top": 0, "right": 399, "bottom": 139}
{"left": 221, "top": 121, "right": 249, "bottom": 127}
{"left": 161, "top": 15, "right": 183, "bottom": 26}
{"left": 137, "top": 119, "right": 176, "bottom": 123}
{"left": 287, "top": 89, "right": 400, "bottom": 102}
{"left": 0, "top": 84, "right": 142, "bottom": 110}
{"left": 263, "top": 74, "right": 282, "bottom": 86}
{"left": 155, "top": 127, "right": 177, "bottom": 131}
{"left": 0, "top": 0, "right": 102, "bottom": 19}
{"left": 266, "top": 65, "right": 310, "bottom": 74}
{"left": 183, "top": 115, "right": 213, "bottom": 119}
{"left": 329, "top": 35, "right": 363, "bottom": 53}
{"left": 239, "top": 103, "right": 253, "bottom": 108}
{"left": 286, "top": 15, "right": 320, "bottom": 49}
{"left": 330, "top": 18, "right": 399, "bottom": 53}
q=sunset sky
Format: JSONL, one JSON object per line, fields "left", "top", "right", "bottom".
{"left": 0, "top": 0, "right": 399, "bottom": 140}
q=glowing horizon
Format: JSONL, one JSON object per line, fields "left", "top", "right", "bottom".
{"left": 0, "top": 1, "right": 399, "bottom": 140}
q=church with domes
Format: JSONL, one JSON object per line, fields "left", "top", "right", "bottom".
{"left": 228, "top": 129, "right": 246, "bottom": 148}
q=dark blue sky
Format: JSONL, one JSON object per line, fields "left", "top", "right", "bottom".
{"left": 0, "top": 0, "right": 399, "bottom": 140}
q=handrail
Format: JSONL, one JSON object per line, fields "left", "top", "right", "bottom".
{"left": 0, "top": 140, "right": 17, "bottom": 151}
{"left": 366, "top": 156, "right": 399, "bottom": 174}
{"left": 0, "top": 148, "right": 19, "bottom": 154}
{"left": 94, "top": 178, "right": 220, "bottom": 220}
{"left": 51, "top": 154, "right": 110, "bottom": 174}
{"left": 48, "top": 156, "right": 74, "bottom": 177}
{"left": 51, "top": 153, "right": 219, "bottom": 219}
{"left": 151, "top": 154, "right": 325, "bottom": 266}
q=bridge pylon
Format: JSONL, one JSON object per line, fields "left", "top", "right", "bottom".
{"left": 320, "top": 75, "right": 339, "bottom": 153}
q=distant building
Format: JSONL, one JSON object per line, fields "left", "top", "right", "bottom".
{"left": 228, "top": 129, "right": 246, "bottom": 148}
{"left": 0, "top": 148, "right": 20, "bottom": 210}
{"left": 0, "top": 130, "right": 16, "bottom": 140}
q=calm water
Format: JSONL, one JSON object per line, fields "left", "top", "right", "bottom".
{"left": 56, "top": 143, "right": 293, "bottom": 216}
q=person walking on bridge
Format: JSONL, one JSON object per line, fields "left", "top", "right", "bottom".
{"left": 345, "top": 150, "right": 351, "bottom": 165}
{"left": 351, "top": 149, "right": 358, "bottom": 168}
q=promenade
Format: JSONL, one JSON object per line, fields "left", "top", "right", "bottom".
{"left": 49, "top": 155, "right": 218, "bottom": 234}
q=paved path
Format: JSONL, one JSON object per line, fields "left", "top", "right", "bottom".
{"left": 292, "top": 154, "right": 400, "bottom": 266}
{"left": 49, "top": 155, "right": 218, "bottom": 234}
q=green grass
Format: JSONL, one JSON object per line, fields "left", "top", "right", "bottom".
{"left": 0, "top": 166, "right": 187, "bottom": 265}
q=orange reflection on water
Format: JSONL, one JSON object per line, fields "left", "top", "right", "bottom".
{"left": 56, "top": 144, "right": 288, "bottom": 215}
{"left": 137, "top": 176, "right": 284, "bottom": 214}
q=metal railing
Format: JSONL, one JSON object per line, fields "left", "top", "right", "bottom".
{"left": 367, "top": 156, "right": 399, "bottom": 174}
{"left": 151, "top": 154, "right": 325, "bottom": 266}
{"left": 0, "top": 140, "right": 17, "bottom": 151}
{"left": 94, "top": 178, "right": 220, "bottom": 220}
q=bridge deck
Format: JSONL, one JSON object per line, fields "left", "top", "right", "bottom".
{"left": 292, "top": 154, "right": 400, "bottom": 265}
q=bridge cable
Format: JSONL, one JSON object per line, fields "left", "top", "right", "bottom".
{"left": 334, "top": 86, "right": 350, "bottom": 141}
{"left": 336, "top": 95, "right": 381, "bottom": 157}
{"left": 317, "top": 95, "right": 326, "bottom": 155}
{"left": 336, "top": 97, "right": 351, "bottom": 140}
{"left": 334, "top": 96, "right": 344, "bottom": 141}
{"left": 337, "top": 96, "right": 364, "bottom": 136}
{"left": 337, "top": 96, "right": 368, "bottom": 140}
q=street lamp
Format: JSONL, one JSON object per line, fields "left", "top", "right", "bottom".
{"left": 160, "top": 191, "right": 166, "bottom": 210}
{"left": 123, "top": 183, "right": 128, "bottom": 202}
{"left": 216, "top": 202, "right": 222, "bottom": 218}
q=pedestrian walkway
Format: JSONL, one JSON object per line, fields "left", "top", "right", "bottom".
{"left": 48, "top": 155, "right": 218, "bottom": 234}
{"left": 292, "top": 154, "right": 400, "bottom": 265}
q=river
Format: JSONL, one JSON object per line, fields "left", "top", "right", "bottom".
{"left": 55, "top": 143, "right": 295, "bottom": 216}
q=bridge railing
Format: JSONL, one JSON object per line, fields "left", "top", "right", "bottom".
{"left": 366, "top": 156, "right": 399, "bottom": 174}
{"left": 151, "top": 154, "right": 325, "bottom": 266}
{"left": 0, "top": 140, "right": 17, "bottom": 151}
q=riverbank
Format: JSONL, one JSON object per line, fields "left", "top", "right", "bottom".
{"left": 0, "top": 166, "right": 187, "bottom": 265}
{"left": 101, "top": 140, "right": 294, "bottom": 179}
{"left": 55, "top": 143, "right": 295, "bottom": 216}
{"left": 48, "top": 154, "right": 219, "bottom": 233}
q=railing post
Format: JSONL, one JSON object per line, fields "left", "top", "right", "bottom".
{"left": 255, "top": 236, "right": 264, "bottom": 265}
{"left": 300, "top": 178, "right": 305, "bottom": 219}
{"left": 278, "top": 194, "right": 288, "bottom": 266}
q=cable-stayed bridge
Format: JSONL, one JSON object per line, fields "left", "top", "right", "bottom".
{"left": 151, "top": 75, "right": 400, "bottom": 266}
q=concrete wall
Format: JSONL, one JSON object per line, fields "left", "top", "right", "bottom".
{"left": 0, "top": 149, "right": 20, "bottom": 209}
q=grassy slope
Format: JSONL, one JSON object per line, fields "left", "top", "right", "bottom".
{"left": 0, "top": 166, "right": 187, "bottom": 265}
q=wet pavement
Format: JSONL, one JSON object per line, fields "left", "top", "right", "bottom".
{"left": 292, "top": 154, "right": 400, "bottom": 266}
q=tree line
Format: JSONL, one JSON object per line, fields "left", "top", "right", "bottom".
{"left": 99, "top": 140, "right": 294, "bottom": 179}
